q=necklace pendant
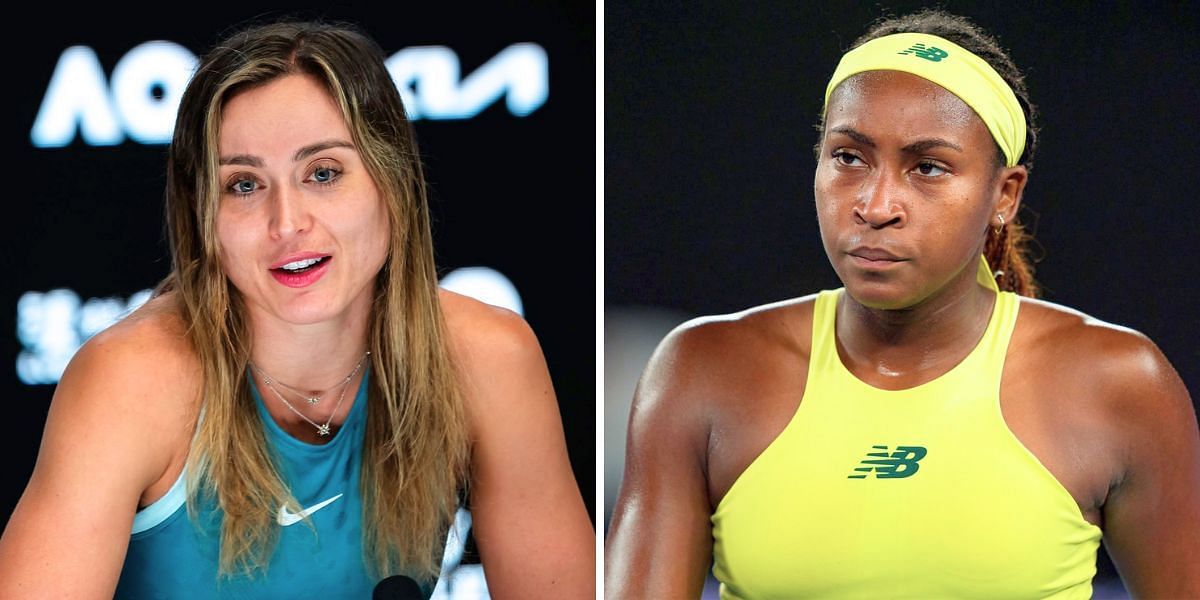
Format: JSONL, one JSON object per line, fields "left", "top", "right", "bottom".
{"left": 317, "top": 424, "right": 331, "bottom": 436}
{"left": 307, "top": 397, "right": 320, "bottom": 405}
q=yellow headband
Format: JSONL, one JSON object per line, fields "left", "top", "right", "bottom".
{"left": 823, "top": 32, "right": 1026, "bottom": 168}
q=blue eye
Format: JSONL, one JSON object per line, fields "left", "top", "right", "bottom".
{"left": 228, "top": 177, "right": 258, "bottom": 195}
{"left": 310, "top": 166, "right": 341, "bottom": 185}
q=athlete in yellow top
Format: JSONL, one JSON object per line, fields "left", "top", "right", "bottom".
{"left": 605, "top": 9, "right": 1200, "bottom": 599}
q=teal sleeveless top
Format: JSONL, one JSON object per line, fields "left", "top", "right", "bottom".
{"left": 114, "top": 369, "right": 424, "bottom": 599}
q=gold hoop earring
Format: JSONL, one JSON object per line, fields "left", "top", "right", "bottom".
{"left": 994, "top": 213, "right": 1006, "bottom": 236}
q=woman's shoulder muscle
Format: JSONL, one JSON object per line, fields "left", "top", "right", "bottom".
{"left": 438, "top": 288, "right": 563, "bottom": 449}
{"left": 438, "top": 289, "right": 547, "bottom": 414}
{"left": 439, "top": 288, "right": 537, "bottom": 353}
{"left": 635, "top": 294, "right": 819, "bottom": 435}
{"left": 1011, "top": 297, "right": 1194, "bottom": 479}
{"left": 77, "top": 291, "right": 201, "bottom": 419}
{"left": 0, "top": 292, "right": 202, "bottom": 594}
{"left": 1014, "top": 297, "right": 1185, "bottom": 404}
{"left": 1014, "top": 296, "right": 1200, "bottom": 594}
{"left": 605, "top": 295, "right": 818, "bottom": 596}
{"left": 52, "top": 291, "right": 202, "bottom": 485}
{"left": 436, "top": 289, "right": 595, "bottom": 597}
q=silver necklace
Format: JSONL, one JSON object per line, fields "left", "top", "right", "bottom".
{"left": 252, "top": 352, "right": 369, "bottom": 436}
{"left": 256, "top": 351, "right": 369, "bottom": 405}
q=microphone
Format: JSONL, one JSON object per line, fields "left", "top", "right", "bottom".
{"left": 372, "top": 575, "right": 424, "bottom": 600}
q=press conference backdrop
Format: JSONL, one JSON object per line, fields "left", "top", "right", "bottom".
{"left": 4, "top": 4, "right": 594, "bottom": 596}
{"left": 605, "top": 2, "right": 1198, "bottom": 598}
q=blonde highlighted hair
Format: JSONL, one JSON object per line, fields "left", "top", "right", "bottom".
{"left": 156, "top": 20, "right": 468, "bottom": 581}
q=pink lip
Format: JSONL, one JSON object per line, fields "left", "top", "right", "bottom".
{"left": 269, "top": 256, "right": 332, "bottom": 288}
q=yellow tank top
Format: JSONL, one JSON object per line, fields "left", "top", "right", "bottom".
{"left": 711, "top": 262, "right": 1103, "bottom": 599}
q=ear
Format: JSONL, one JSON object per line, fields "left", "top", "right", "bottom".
{"left": 992, "top": 165, "right": 1028, "bottom": 227}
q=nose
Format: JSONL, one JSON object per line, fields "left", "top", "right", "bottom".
{"left": 853, "top": 170, "right": 906, "bottom": 229}
{"left": 268, "top": 183, "right": 312, "bottom": 240}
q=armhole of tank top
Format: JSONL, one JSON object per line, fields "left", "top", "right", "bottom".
{"left": 713, "top": 290, "right": 834, "bottom": 515}
{"left": 130, "top": 405, "right": 205, "bottom": 535}
{"left": 130, "top": 466, "right": 186, "bottom": 535}
{"left": 991, "top": 295, "right": 1103, "bottom": 534}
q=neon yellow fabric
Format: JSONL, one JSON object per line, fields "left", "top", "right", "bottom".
{"left": 976, "top": 254, "right": 1000, "bottom": 293}
{"left": 824, "top": 32, "right": 1026, "bottom": 167}
{"left": 710, "top": 284, "right": 1102, "bottom": 599}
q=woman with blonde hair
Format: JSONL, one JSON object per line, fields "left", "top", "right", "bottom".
{"left": 0, "top": 19, "right": 594, "bottom": 598}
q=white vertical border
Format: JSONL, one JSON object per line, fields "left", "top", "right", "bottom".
{"left": 594, "top": 0, "right": 605, "bottom": 598}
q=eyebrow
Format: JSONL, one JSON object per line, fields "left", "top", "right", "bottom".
{"left": 294, "top": 139, "right": 355, "bottom": 162}
{"left": 829, "top": 126, "right": 876, "bottom": 148}
{"left": 828, "top": 126, "right": 963, "bottom": 154}
{"left": 218, "top": 139, "right": 356, "bottom": 167}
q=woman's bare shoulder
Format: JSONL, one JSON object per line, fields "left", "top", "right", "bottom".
{"left": 86, "top": 291, "right": 195, "bottom": 364}
{"left": 645, "top": 294, "right": 820, "bottom": 384}
{"left": 63, "top": 291, "right": 202, "bottom": 422}
{"left": 1014, "top": 296, "right": 1189, "bottom": 413}
{"left": 669, "top": 294, "right": 819, "bottom": 347}
{"left": 1017, "top": 297, "right": 1167, "bottom": 370}
{"left": 620, "top": 294, "right": 820, "bottom": 437}
{"left": 438, "top": 288, "right": 542, "bottom": 370}
{"left": 437, "top": 289, "right": 551, "bottom": 413}
{"left": 20, "top": 291, "right": 204, "bottom": 519}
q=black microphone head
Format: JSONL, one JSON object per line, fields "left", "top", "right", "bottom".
{"left": 372, "top": 575, "right": 424, "bottom": 600}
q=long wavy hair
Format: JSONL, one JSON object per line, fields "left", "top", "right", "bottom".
{"left": 155, "top": 20, "right": 469, "bottom": 581}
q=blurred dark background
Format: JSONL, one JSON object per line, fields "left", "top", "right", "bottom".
{"left": 3, "top": 3, "right": 595, "bottom": 592}
{"left": 604, "top": 2, "right": 1198, "bottom": 597}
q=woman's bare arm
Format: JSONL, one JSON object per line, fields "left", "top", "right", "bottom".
{"left": 444, "top": 291, "right": 595, "bottom": 599}
{"left": 0, "top": 308, "right": 194, "bottom": 598}
{"left": 1097, "top": 332, "right": 1200, "bottom": 597}
{"left": 605, "top": 323, "right": 719, "bottom": 599}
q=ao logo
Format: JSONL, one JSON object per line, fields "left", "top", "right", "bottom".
{"left": 31, "top": 41, "right": 548, "bottom": 147}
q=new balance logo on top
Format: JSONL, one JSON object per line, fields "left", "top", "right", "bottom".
{"left": 897, "top": 43, "right": 948, "bottom": 62}
{"left": 848, "top": 445, "right": 927, "bottom": 479}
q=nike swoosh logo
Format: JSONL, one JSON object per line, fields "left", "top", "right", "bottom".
{"left": 277, "top": 493, "right": 344, "bottom": 526}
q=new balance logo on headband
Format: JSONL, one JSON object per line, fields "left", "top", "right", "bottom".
{"left": 898, "top": 43, "right": 948, "bottom": 62}
{"left": 848, "top": 445, "right": 927, "bottom": 479}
